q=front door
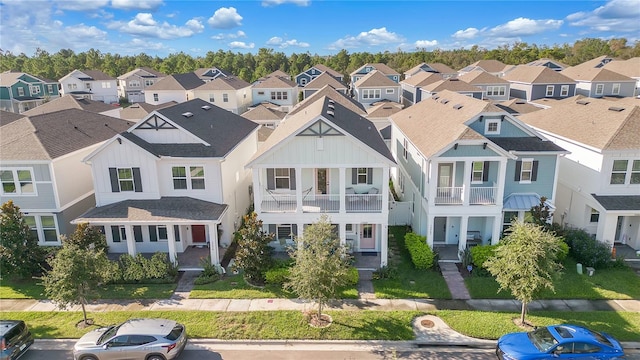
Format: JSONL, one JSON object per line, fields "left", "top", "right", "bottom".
{"left": 360, "top": 224, "right": 375, "bottom": 250}
{"left": 191, "top": 225, "right": 206, "bottom": 243}
{"left": 316, "top": 168, "right": 329, "bottom": 194}
{"left": 434, "top": 217, "right": 447, "bottom": 243}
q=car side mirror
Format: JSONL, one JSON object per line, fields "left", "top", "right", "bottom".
{"left": 103, "top": 344, "right": 110, "bottom": 350}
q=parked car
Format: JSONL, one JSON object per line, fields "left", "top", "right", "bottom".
{"left": 73, "top": 318, "right": 187, "bottom": 360}
{"left": 0, "top": 320, "right": 34, "bottom": 360}
{"left": 496, "top": 324, "right": 625, "bottom": 359}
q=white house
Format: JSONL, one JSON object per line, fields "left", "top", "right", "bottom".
{"left": 190, "top": 76, "right": 253, "bottom": 114}
{"left": 117, "top": 67, "right": 167, "bottom": 103}
{"left": 144, "top": 73, "right": 204, "bottom": 105}
{"left": 74, "top": 99, "right": 259, "bottom": 265}
{"left": 59, "top": 70, "right": 119, "bottom": 104}
{"left": 251, "top": 71, "right": 298, "bottom": 112}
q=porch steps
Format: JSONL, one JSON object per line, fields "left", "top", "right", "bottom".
{"left": 357, "top": 270, "right": 376, "bottom": 300}
{"left": 438, "top": 262, "right": 471, "bottom": 300}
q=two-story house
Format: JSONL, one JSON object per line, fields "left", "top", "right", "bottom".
{"left": 144, "top": 73, "right": 204, "bottom": 105}
{"left": 194, "top": 67, "right": 232, "bottom": 82}
{"left": 59, "top": 70, "right": 118, "bottom": 104}
{"left": 518, "top": 97, "right": 640, "bottom": 252}
{"left": 350, "top": 63, "right": 401, "bottom": 92}
{"left": 73, "top": 99, "right": 259, "bottom": 265}
{"left": 301, "top": 73, "right": 348, "bottom": 100}
{"left": 0, "top": 71, "right": 60, "bottom": 113}
{"left": 0, "top": 109, "right": 132, "bottom": 246}
{"left": 458, "top": 60, "right": 509, "bottom": 77}
{"left": 289, "top": 84, "right": 367, "bottom": 118}
{"left": 241, "top": 102, "right": 287, "bottom": 129}
{"left": 251, "top": 71, "right": 298, "bottom": 112}
{"left": 603, "top": 57, "right": 640, "bottom": 97}
{"left": 420, "top": 78, "right": 484, "bottom": 100}
{"left": 23, "top": 94, "right": 120, "bottom": 118}
{"left": 390, "top": 90, "right": 567, "bottom": 257}
{"left": 191, "top": 76, "right": 253, "bottom": 114}
{"left": 295, "top": 64, "right": 344, "bottom": 87}
{"left": 502, "top": 65, "right": 577, "bottom": 102}
{"left": 352, "top": 70, "right": 402, "bottom": 108}
{"left": 457, "top": 70, "right": 511, "bottom": 101}
{"left": 117, "top": 67, "right": 167, "bottom": 103}
{"left": 246, "top": 96, "right": 396, "bottom": 268}
{"left": 403, "top": 62, "right": 457, "bottom": 79}
{"left": 400, "top": 72, "right": 443, "bottom": 106}
{"left": 561, "top": 65, "right": 636, "bottom": 98}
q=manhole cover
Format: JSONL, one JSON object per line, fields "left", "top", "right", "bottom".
{"left": 420, "top": 319, "right": 435, "bottom": 328}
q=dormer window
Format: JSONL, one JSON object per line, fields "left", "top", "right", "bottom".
{"left": 485, "top": 119, "right": 500, "bottom": 135}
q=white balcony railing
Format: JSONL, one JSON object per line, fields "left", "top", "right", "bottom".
{"left": 261, "top": 192, "right": 382, "bottom": 213}
{"left": 435, "top": 187, "right": 464, "bottom": 205}
{"left": 435, "top": 186, "right": 497, "bottom": 205}
{"left": 345, "top": 194, "right": 382, "bottom": 212}
{"left": 469, "top": 186, "right": 497, "bottom": 205}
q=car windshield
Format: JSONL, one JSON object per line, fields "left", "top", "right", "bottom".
{"left": 588, "top": 329, "right": 614, "bottom": 347}
{"left": 97, "top": 325, "right": 120, "bottom": 345}
{"left": 528, "top": 327, "right": 559, "bottom": 352}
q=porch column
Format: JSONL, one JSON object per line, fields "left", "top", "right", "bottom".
{"left": 496, "top": 158, "right": 508, "bottom": 206}
{"left": 381, "top": 223, "right": 388, "bottom": 267}
{"left": 253, "top": 169, "right": 262, "bottom": 213}
{"left": 208, "top": 224, "right": 220, "bottom": 265}
{"left": 462, "top": 161, "right": 471, "bottom": 205}
{"left": 339, "top": 222, "right": 346, "bottom": 247}
{"left": 427, "top": 215, "right": 435, "bottom": 248}
{"left": 339, "top": 167, "right": 346, "bottom": 213}
{"left": 492, "top": 215, "right": 502, "bottom": 245}
{"left": 124, "top": 224, "right": 136, "bottom": 256}
{"left": 167, "top": 224, "right": 177, "bottom": 265}
{"left": 295, "top": 166, "right": 303, "bottom": 213}
{"left": 429, "top": 162, "right": 438, "bottom": 204}
{"left": 597, "top": 213, "right": 618, "bottom": 249}
{"left": 382, "top": 166, "right": 389, "bottom": 214}
{"left": 459, "top": 216, "right": 469, "bottom": 255}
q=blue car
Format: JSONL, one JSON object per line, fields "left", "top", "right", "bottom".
{"left": 496, "top": 324, "right": 625, "bottom": 359}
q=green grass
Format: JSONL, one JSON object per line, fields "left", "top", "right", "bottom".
{"left": 466, "top": 257, "right": 640, "bottom": 300}
{"left": 190, "top": 274, "right": 358, "bottom": 299}
{"left": 372, "top": 226, "right": 451, "bottom": 299}
{"left": 0, "top": 278, "right": 176, "bottom": 300}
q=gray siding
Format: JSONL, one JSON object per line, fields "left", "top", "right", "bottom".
{"left": 504, "top": 155, "right": 557, "bottom": 199}
{"left": 396, "top": 139, "right": 422, "bottom": 188}
{"left": 0, "top": 163, "right": 56, "bottom": 210}
{"left": 58, "top": 193, "right": 96, "bottom": 237}
{"left": 440, "top": 145, "right": 501, "bottom": 157}
{"left": 467, "top": 118, "right": 529, "bottom": 138}
{"left": 530, "top": 84, "right": 575, "bottom": 100}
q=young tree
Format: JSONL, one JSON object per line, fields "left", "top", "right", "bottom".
{"left": 530, "top": 196, "right": 552, "bottom": 228}
{"left": 485, "top": 221, "right": 563, "bottom": 325}
{"left": 63, "top": 222, "right": 108, "bottom": 253}
{"left": 285, "top": 215, "right": 351, "bottom": 324}
{"left": 0, "top": 200, "right": 44, "bottom": 279}
{"left": 233, "top": 212, "right": 274, "bottom": 284}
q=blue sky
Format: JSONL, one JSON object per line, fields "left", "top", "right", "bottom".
{"left": 1, "top": 0, "right": 639, "bottom": 57}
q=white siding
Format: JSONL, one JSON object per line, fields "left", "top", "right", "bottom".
{"left": 52, "top": 144, "right": 100, "bottom": 207}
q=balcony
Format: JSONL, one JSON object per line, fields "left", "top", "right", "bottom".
{"left": 435, "top": 186, "right": 497, "bottom": 205}
{"left": 261, "top": 191, "right": 382, "bottom": 213}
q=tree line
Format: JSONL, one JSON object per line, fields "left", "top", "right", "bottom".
{"left": 1, "top": 37, "right": 638, "bottom": 84}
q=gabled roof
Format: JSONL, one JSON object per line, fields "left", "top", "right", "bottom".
{"left": 404, "top": 62, "right": 456, "bottom": 76}
{"left": 78, "top": 69, "right": 115, "bottom": 81}
{"left": 422, "top": 78, "right": 483, "bottom": 93}
{"left": 457, "top": 70, "right": 509, "bottom": 85}
{"left": 241, "top": 103, "right": 287, "bottom": 122}
{"left": 577, "top": 55, "right": 614, "bottom": 69}
{"left": 194, "top": 75, "right": 251, "bottom": 91}
{"left": 351, "top": 63, "right": 400, "bottom": 76}
{"left": 194, "top": 67, "right": 232, "bottom": 79}
{"left": 289, "top": 84, "right": 366, "bottom": 116}
{"left": 526, "top": 58, "right": 569, "bottom": 69}
{"left": 123, "top": 98, "right": 259, "bottom": 158}
{"left": 0, "top": 71, "right": 50, "bottom": 86}
{"left": 248, "top": 96, "right": 395, "bottom": 166}
{"left": 119, "top": 101, "right": 176, "bottom": 121}
{"left": 518, "top": 96, "right": 640, "bottom": 151}
{"left": 401, "top": 71, "right": 443, "bottom": 87}
{"left": 0, "top": 110, "right": 24, "bottom": 126}
{"left": 502, "top": 65, "right": 575, "bottom": 84}
{"left": 304, "top": 72, "right": 346, "bottom": 90}
{"left": 354, "top": 70, "right": 399, "bottom": 88}
{"left": 23, "top": 94, "right": 116, "bottom": 116}
{"left": 461, "top": 59, "right": 508, "bottom": 73}
{"left": 603, "top": 57, "right": 640, "bottom": 78}
{"left": 253, "top": 73, "right": 297, "bottom": 89}
{"left": 118, "top": 67, "right": 166, "bottom": 79}
{"left": 266, "top": 69, "right": 291, "bottom": 80}
{"left": 146, "top": 73, "right": 204, "bottom": 91}
{"left": 391, "top": 90, "right": 504, "bottom": 158}
{"left": 560, "top": 66, "right": 634, "bottom": 82}
{"left": 494, "top": 98, "right": 544, "bottom": 115}
{"left": 1, "top": 109, "right": 133, "bottom": 160}
{"left": 366, "top": 100, "right": 403, "bottom": 118}
{"left": 312, "top": 64, "right": 343, "bottom": 78}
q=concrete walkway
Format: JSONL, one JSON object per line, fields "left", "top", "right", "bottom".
{"left": 438, "top": 262, "right": 471, "bottom": 300}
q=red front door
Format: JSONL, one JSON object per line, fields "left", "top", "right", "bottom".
{"left": 191, "top": 225, "right": 206, "bottom": 243}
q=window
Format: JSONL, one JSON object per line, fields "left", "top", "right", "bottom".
{"left": 85, "top": 82, "right": 91, "bottom": 89}
{"left": 153, "top": 93, "right": 159, "bottom": 102}
{"left": 101, "top": 82, "right": 111, "bottom": 89}
{"left": 47, "top": 84, "right": 54, "bottom": 93}
{"left": 560, "top": 85, "right": 569, "bottom": 96}
{"left": 24, "top": 216, "right": 38, "bottom": 240}
{"left": 362, "top": 224, "right": 373, "bottom": 238}
{"left": 520, "top": 159, "right": 534, "bottom": 182}
{"left": 610, "top": 160, "right": 628, "bottom": 184}
{"left": 30, "top": 86, "right": 40, "bottom": 95}
{"left": 41, "top": 216, "right": 57, "bottom": 242}
{"left": 595, "top": 83, "right": 604, "bottom": 95}
{"left": 386, "top": 88, "right": 394, "bottom": 94}
{"left": 362, "top": 89, "right": 381, "bottom": 99}
{"left": 471, "top": 162, "right": 484, "bottom": 183}
{"left": 172, "top": 166, "right": 205, "bottom": 190}
{"left": 149, "top": 225, "right": 169, "bottom": 242}
{"left": 144, "top": 79, "right": 154, "bottom": 86}
{"left": 257, "top": 91, "right": 265, "bottom": 95}
{"left": 403, "top": 139, "right": 409, "bottom": 160}
{"left": 590, "top": 208, "right": 599, "bottom": 223}
{"left": 485, "top": 119, "right": 500, "bottom": 135}
{"left": 223, "top": 93, "right": 229, "bottom": 102}
{"left": 486, "top": 86, "right": 506, "bottom": 96}
{"left": 275, "top": 168, "right": 290, "bottom": 189}
{"left": 270, "top": 91, "right": 288, "bottom": 100}
{"left": 22, "top": 215, "right": 58, "bottom": 244}
{"left": 546, "top": 85, "right": 554, "bottom": 97}
{"left": 117, "top": 168, "right": 134, "bottom": 191}
{"left": 346, "top": 224, "right": 354, "bottom": 233}
{"left": 67, "top": 83, "right": 77, "bottom": 90}
{"left": 357, "top": 168, "right": 368, "bottom": 184}
{"left": 0, "top": 169, "right": 35, "bottom": 195}
{"left": 129, "top": 80, "right": 140, "bottom": 87}
{"left": 612, "top": 83, "right": 620, "bottom": 95}
{"left": 300, "top": 78, "right": 307, "bottom": 85}
{"left": 209, "top": 94, "right": 215, "bottom": 102}
{"left": 17, "top": 87, "right": 24, "bottom": 96}
{"left": 632, "top": 160, "right": 640, "bottom": 184}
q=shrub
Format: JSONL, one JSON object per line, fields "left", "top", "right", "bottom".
{"left": 345, "top": 267, "right": 359, "bottom": 286}
{"left": 563, "top": 228, "right": 612, "bottom": 269}
{"left": 265, "top": 267, "right": 290, "bottom": 285}
{"left": 556, "top": 240, "right": 569, "bottom": 262}
{"left": 404, "top": 232, "right": 435, "bottom": 269}
{"left": 372, "top": 265, "right": 398, "bottom": 280}
{"left": 195, "top": 256, "right": 222, "bottom": 285}
{"left": 112, "top": 252, "right": 177, "bottom": 283}
{"left": 470, "top": 244, "right": 500, "bottom": 269}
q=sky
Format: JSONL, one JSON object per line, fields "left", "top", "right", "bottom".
{"left": 0, "top": 0, "right": 639, "bottom": 58}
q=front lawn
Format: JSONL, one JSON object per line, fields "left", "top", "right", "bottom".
{"left": 372, "top": 226, "right": 451, "bottom": 299}
{"left": 465, "top": 257, "right": 640, "bottom": 300}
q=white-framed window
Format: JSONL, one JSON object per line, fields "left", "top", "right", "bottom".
{"left": 23, "top": 215, "right": 59, "bottom": 244}
{"left": 23, "top": 216, "right": 39, "bottom": 241}
{"left": 595, "top": 83, "right": 604, "bottom": 95}
{"left": 153, "top": 93, "right": 159, "bottom": 102}
{"left": 270, "top": 91, "right": 288, "bottom": 100}
{"left": 610, "top": 159, "right": 628, "bottom": 184}
{"left": 590, "top": 208, "right": 600, "bottom": 223}
{"left": 560, "top": 85, "right": 569, "bottom": 96}
{"left": 520, "top": 158, "right": 534, "bottom": 183}
{"left": 403, "top": 138, "right": 409, "bottom": 160}
{"left": 356, "top": 168, "right": 368, "bottom": 184}
{"left": 0, "top": 168, "right": 35, "bottom": 195}
{"left": 386, "top": 88, "right": 394, "bottom": 94}
{"left": 362, "top": 89, "right": 381, "bottom": 99}
{"left": 129, "top": 80, "right": 140, "bottom": 87}
{"left": 471, "top": 161, "right": 484, "bottom": 183}
{"left": 67, "top": 83, "right": 77, "bottom": 90}
{"left": 29, "top": 86, "right": 40, "bottom": 95}
{"left": 209, "top": 94, "right": 215, "bottom": 102}
{"left": 300, "top": 78, "right": 308, "bottom": 85}
{"left": 116, "top": 168, "right": 134, "bottom": 191}
{"left": 144, "top": 79, "right": 154, "bottom": 86}
{"left": 17, "top": 87, "right": 25, "bottom": 96}
{"left": 149, "top": 225, "right": 169, "bottom": 242}
{"left": 545, "top": 85, "right": 554, "bottom": 97}
{"left": 275, "top": 168, "right": 290, "bottom": 189}
{"left": 101, "top": 82, "right": 111, "bottom": 89}
{"left": 41, "top": 216, "right": 58, "bottom": 242}
{"left": 486, "top": 86, "right": 506, "bottom": 96}
{"left": 632, "top": 160, "right": 640, "bottom": 184}
{"left": 345, "top": 224, "right": 354, "bottom": 233}
{"left": 172, "top": 166, "right": 205, "bottom": 190}
{"left": 223, "top": 93, "right": 229, "bottom": 102}
{"left": 485, "top": 119, "right": 500, "bottom": 135}
{"left": 47, "top": 84, "right": 54, "bottom": 93}
{"left": 612, "top": 83, "right": 620, "bottom": 95}
{"left": 85, "top": 82, "right": 91, "bottom": 89}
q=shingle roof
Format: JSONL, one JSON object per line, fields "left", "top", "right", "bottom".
{"left": 502, "top": 65, "right": 575, "bottom": 84}
{"left": 248, "top": 96, "right": 395, "bottom": 165}
{"left": 401, "top": 71, "right": 443, "bottom": 87}
{"left": 194, "top": 67, "right": 232, "bottom": 79}
{"left": 194, "top": 75, "right": 251, "bottom": 91}
{"left": 253, "top": 74, "right": 297, "bottom": 89}
{"left": 422, "top": 78, "right": 483, "bottom": 93}
{"left": 80, "top": 70, "right": 115, "bottom": 81}
{"left": 74, "top": 197, "right": 228, "bottom": 223}
{"left": 591, "top": 195, "right": 640, "bottom": 211}
{"left": 494, "top": 98, "right": 544, "bottom": 115}
{"left": 366, "top": 100, "right": 404, "bottom": 118}
{"left": 526, "top": 58, "right": 569, "bottom": 68}
{"left": 518, "top": 96, "right": 640, "bottom": 150}
{"left": 264, "top": 69, "right": 291, "bottom": 80}
{"left": 354, "top": 70, "right": 399, "bottom": 88}
{"left": 289, "top": 84, "right": 366, "bottom": 116}
{"left": 0, "top": 110, "right": 25, "bottom": 126}
{"left": 313, "top": 64, "right": 343, "bottom": 78}
{"left": 124, "top": 98, "right": 259, "bottom": 158}
{"left": 257, "top": 126, "right": 274, "bottom": 142}
{"left": 603, "top": 57, "right": 640, "bottom": 78}
{"left": 560, "top": 67, "right": 634, "bottom": 82}
{"left": 241, "top": 103, "right": 287, "bottom": 121}
{"left": 118, "top": 67, "right": 166, "bottom": 80}
{"left": 23, "top": 94, "right": 115, "bottom": 116}
{"left": 0, "top": 71, "right": 48, "bottom": 86}
{"left": 1, "top": 109, "right": 133, "bottom": 160}
{"left": 146, "top": 73, "right": 204, "bottom": 91}
{"left": 404, "top": 62, "right": 456, "bottom": 76}
{"left": 304, "top": 72, "right": 346, "bottom": 90}
{"left": 457, "top": 70, "right": 509, "bottom": 85}
{"left": 119, "top": 101, "right": 176, "bottom": 121}
{"left": 351, "top": 63, "right": 400, "bottom": 76}
{"left": 462, "top": 59, "right": 508, "bottom": 73}
{"left": 487, "top": 137, "right": 566, "bottom": 152}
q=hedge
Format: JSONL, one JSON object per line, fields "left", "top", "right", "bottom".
{"left": 404, "top": 232, "right": 435, "bottom": 269}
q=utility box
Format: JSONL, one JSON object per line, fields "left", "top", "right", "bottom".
{"left": 576, "top": 263, "right": 583, "bottom": 275}
{"left": 586, "top": 267, "right": 595, "bottom": 276}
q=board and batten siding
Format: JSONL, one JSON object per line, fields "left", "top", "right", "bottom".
{"left": 503, "top": 155, "right": 557, "bottom": 199}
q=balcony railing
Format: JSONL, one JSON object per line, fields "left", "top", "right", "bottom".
{"left": 435, "top": 187, "right": 464, "bottom": 205}
{"left": 435, "top": 186, "right": 497, "bottom": 205}
{"left": 470, "top": 186, "right": 497, "bottom": 205}
{"left": 261, "top": 192, "right": 382, "bottom": 213}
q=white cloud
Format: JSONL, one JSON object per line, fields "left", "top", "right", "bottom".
{"left": 107, "top": 13, "right": 203, "bottom": 39}
{"left": 567, "top": 0, "right": 640, "bottom": 32}
{"left": 229, "top": 41, "right": 255, "bottom": 49}
{"left": 111, "top": 0, "right": 163, "bottom": 10}
{"left": 329, "top": 27, "right": 404, "bottom": 49}
{"left": 262, "top": 0, "right": 310, "bottom": 6}
{"left": 489, "top": 17, "right": 563, "bottom": 37}
{"left": 212, "top": 30, "right": 246, "bottom": 40}
{"left": 414, "top": 40, "right": 438, "bottom": 48}
{"left": 452, "top": 27, "right": 481, "bottom": 40}
{"left": 208, "top": 7, "right": 242, "bottom": 29}
{"left": 54, "top": 0, "right": 109, "bottom": 11}
{"left": 266, "top": 36, "right": 310, "bottom": 48}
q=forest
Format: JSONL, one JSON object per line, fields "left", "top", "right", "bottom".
{"left": 1, "top": 37, "right": 638, "bottom": 83}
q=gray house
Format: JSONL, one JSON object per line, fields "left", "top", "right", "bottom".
{"left": 420, "top": 78, "right": 484, "bottom": 100}
{"left": 561, "top": 66, "right": 636, "bottom": 98}
{"left": 352, "top": 70, "right": 401, "bottom": 107}
{"left": 502, "top": 65, "right": 576, "bottom": 102}
{"left": 457, "top": 70, "right": 510, "bottom": 101}
{"left": 302, "top": 72, "right": 348, "bottom": 100}
{"left": 400, "top": 72, "right": 443, "bottom": 106}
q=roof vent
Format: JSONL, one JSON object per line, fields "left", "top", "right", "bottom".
{"left": 432, "top": 95, "right": 440, "bottom": 100}
{"left": 608, "top": 106, "right": 625, "bottom": 112}
{"left": 449, "top": 78, "right": 459, "bottom": 81}
{"left": 383, "top": 106, "right": 392, "bottom": 109}
{"left": 201, "top": 105, "right": 211, "bottom": 110}
{"left": 440, "top": 99, "right": 449, "bottom": 104}
{"left": 328, "top": 99, "right": 335, "bottom": 104}
{"left": 515, "top": 100, "right": 525, "bottom": 104}
{"left": 327, "top": 110, "right": 334, "bottom": 117}
{"left": 328, "top": 103, "right": 335, "bottom": 109}
{"left": 182, "top": 112, "right": 194, "bottom": 118}
{"left": 576, "top": 99, "right": 590, "bottom": 105}
{"left": 453, "top": 104, "right": 463, "bottom": 110}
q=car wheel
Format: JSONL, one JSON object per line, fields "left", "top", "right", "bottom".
{"left": 146, "top": 354, "right": 166, "bottom": 360}
{"left": 81, "top": 356, "right": 98, "bottom": 360}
